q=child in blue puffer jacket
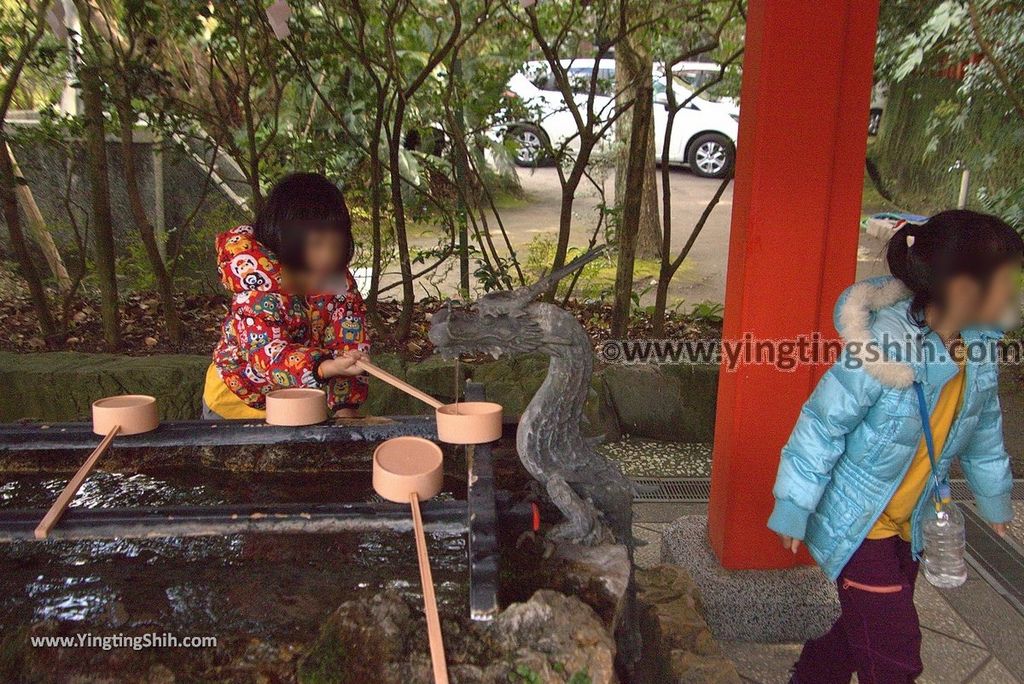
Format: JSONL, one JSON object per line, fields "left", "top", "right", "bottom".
{"left": 768, "top": 210, "right": 1021, "bottom": 683}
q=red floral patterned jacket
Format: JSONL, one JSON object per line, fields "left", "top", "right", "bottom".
{"left": 212, "top": 225, "right": 369, "bottom": 410}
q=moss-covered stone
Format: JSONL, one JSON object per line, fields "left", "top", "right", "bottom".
{"left": 360, "top": 354, "right": 428, "bottom": 417}
{"left": 404, "top": 355, "right": 460, "bottom": 402}
{"left": 468, "top": 353, "right": 549, "bottom": 416}
{"left": 0, "top": 352, "right": 721, "bottom": 442}
{"left": 0, "top": 351, "right": 210, "bottom": 422}
{"left": 635, "top": 565, "right": 741, "bottom": 684}
{"left": 600, "top": 364, "right": 718, "bottom": 442}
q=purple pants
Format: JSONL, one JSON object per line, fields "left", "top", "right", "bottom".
{"left": 794, "top": 537, "right": 924, "bottom": 684}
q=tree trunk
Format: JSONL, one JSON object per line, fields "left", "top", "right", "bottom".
{"left": 611, "top": 61, "right": 654, "bottom": 337}
{"left": 0, "top": 132, "right": 57, "bottom": 341}
{"left": 653, "top": 173, "right": 732, "bottom": 334}
{"left": 117, "top": 100, "right": 183, "bottom": 344}
{"left": 615, "top": 31, "right": 661, "bottom": 260}
{"left": 634, "top": 126, "right": 662, "bottom": 259}
{"left": 0, "top": 0, "right": 59, "bottom": 340}
{"left": 451, "top": 56, "right": 471, "bottom": 297}
{"left": 543, "top": 162, "right": 587, "bottom": 301}
{"left": 387, "top": 99, "right": 416, "bottom": 341}
{"left": 80, "top": 63, "right": 121, "bottom": 350}
{"left": 362, "top": 86, "right": 388, "bottom": 324}
{"left": 652, "top": 274, "right": 671, "bottom": 335}
{"left": 6, "top": 143, "right": 72, "bottom": 292}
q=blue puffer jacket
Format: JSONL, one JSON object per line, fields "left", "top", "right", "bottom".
{"left": 768, "top": 276, "right": 1014, "bottom": 580}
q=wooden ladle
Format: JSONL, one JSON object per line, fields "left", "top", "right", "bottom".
{"left": 356, "top": 360, "right": 502, "bottom": 444}
{"left": 265, "top": 387, "right": 328, "bottom": 426}
{"left": 372, "top": 436, "right": 448, "bottom": 684}
{"left": 35, "top": 395, "right": 158, "bottom": 539}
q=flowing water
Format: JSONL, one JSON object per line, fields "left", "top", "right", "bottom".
{"left": 0, "top": 466, "right": 469, "bottom": 678}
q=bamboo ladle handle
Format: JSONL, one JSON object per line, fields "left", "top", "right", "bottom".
{"left": 410, "top": 492, "right": 449, "bottom": 684}
{"left": 34, "top": 425, "right": 120, "bottom": 539}
{"left": 356, "top": 360, "right": 444, "bottom": 409}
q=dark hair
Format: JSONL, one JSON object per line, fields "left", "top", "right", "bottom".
{"left": 252, "top": 172, "right": 353, "bottom": 271}
{"left": 887, "top": 209, "right": 1024, "bottom": 324}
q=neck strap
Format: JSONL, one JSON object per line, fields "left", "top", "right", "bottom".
{"left": 913, "top": 382, "right": 950, "bottom": 507}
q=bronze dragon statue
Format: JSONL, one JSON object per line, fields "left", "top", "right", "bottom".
{"left": 429, "top": 248, "right": 633, "bottom": 547}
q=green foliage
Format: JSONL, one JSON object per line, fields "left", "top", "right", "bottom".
{"left": 2, "top": 0, "right": 749, "bottom": 346}
{"left": 875, "top": 0, "right": 1024, "bottom": 229}
{"left": 524, "top": 235, "right": 610, "bottom": 300}
{"left": 508, "top": 663, "right": 542, "bottom": 683}
{"left": 687, "top": 300, "right": 725, "bottom": 324}
{"left": 296, "top": 629, "right": 351, "bottom": 684}
{"left": 1, "top": 0, "right": 67, "bottom": 112}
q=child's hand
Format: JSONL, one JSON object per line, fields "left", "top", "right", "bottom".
{"left": 779, "top": 534, "right": 801, "bottom": 554}
{"left": 990, "top": 522, "right": 1008, "bottom": 537}
{"left": 319, "top": 351, "right": 367, "bottom": 379}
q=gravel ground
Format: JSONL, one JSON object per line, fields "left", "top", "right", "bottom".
{"left": 599, "top": 439, "right": 712, "bottom": 478}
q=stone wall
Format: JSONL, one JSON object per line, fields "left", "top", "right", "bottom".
{"left": 0, "top": 351, "right": 719, "bottom": 442}
{"left": 1, "top": 133, "right": 246, "bottom": 290}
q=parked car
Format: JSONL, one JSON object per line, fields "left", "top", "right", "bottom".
{"left": 502, "top": 59, "right": 739, "bottom": 178}
{"left": 672, "top": 60, "right": 739, "bottom": 106}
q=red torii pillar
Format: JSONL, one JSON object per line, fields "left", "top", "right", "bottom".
{"left": 707, "top": 0, "right": 881, "bottom": 569}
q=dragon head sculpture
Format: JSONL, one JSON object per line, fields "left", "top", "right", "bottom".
{"left": 428, "top": 247, "right": 604, "bottom": 359}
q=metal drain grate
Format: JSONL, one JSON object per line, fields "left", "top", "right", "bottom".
{"left": 963, "top": 505, "right": 1024, "bottom": 617}
{"left": 632, "top": 478, "right": 1024, "bottom": 504}
{"left": 950, "top": 478, "right": 1024, "bottom": 502}
{"left": 632, "top": 478, "right": 711, "bottom": 503}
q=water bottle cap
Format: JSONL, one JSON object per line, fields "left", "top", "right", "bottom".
{"left": 938, "top": 483, "right": 952, "bottom": 503}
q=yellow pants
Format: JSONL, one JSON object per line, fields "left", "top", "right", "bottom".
{"left": 201, "top": 364, "right": 266, "bottom": 420}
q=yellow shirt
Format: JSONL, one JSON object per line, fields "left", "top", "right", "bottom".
{"left": 868, "top": 361, "right": 966, "bottom": 541}
{"left": 202, "top": 363, "right": 266, "bottom": 420}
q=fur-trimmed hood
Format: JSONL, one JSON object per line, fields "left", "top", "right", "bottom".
{"left": 833, "top": 276, "right": 1003, "bottom": 389}
{"left": 834, "top": 276, "right": 915, "bottom": 388}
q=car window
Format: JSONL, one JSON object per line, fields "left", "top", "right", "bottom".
{"left": 566, "top": 66, "right": 614, "bottom": 97}
{"left": 524, "top": 64, "right": 556, "bottom": 91}
{"left": 676, "top": 69, "right": 709, "bottom": 89}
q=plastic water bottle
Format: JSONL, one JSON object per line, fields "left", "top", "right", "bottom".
{"left": 922, "top": 499, "right": 968, "bottom": 589}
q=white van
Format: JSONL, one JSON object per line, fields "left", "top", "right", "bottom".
{"left": 503, "top": 58, "right": 739, "bottom": 178}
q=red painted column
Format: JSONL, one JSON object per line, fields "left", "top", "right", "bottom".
{"left": 707, "top": 0, "right": 880, "bottom": 570}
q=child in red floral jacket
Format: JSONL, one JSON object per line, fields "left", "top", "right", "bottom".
{"left": 202, "top": 173, "right": 370, "bottom": 419}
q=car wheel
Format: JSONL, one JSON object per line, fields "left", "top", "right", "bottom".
{"left": 687, "top": 133, "right": 734, "bottom": 178}
{"left": 508, "top": 124, "right": 549, "bottom": 167}
{"left": 868, "top": 108, "right": 882, "bottom": 136}
{"left": 404, "top": 127, "right": 447, "bottom": 156}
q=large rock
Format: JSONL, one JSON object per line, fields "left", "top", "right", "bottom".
{"left": 0, "top": 351, "right": 209, "bottom": 422}
{"left": 297, "top": 590, "right": 430, "bottom": 683}
{"left": 636, "top": 565, "right": 741, "bottom": 683}
{"left": 490, "top": 590, "right": 618, "bottom": 684}
{"left": 297, "top": 589, "right": 616, "bottom": 684}
{"left": 548, "top": 543, "right": 631, "bottom": 632}
{"left": 600, "top": 364, "right": 718, "bottom": 442}
{"left": 660, "top": 515, "right": 839, "bottom": 643}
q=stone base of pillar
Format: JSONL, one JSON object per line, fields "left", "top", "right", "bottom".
{"left": 661, "top": 514, "right": 839, "bottom": 643}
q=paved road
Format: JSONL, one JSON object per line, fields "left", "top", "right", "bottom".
{"left": 405, "top": 165, "right": 888, "bottom": 306}
{"left": 509, "top": 166, "right": 737, "bottom": 305}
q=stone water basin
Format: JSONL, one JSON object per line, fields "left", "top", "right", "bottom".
{"left": 0, "top": 461, "right": 470, "bottom": 680}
